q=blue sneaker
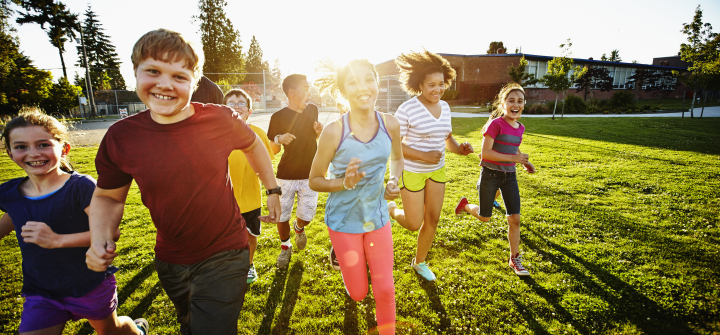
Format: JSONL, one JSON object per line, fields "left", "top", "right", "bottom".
{"left": 493, "top": 200, "right": 502, "bottom": 210}
{"left": 247, "top": 263, "right": 258, "bottom": 284}
{"left": 411, "top": 258, "right": 437, "bottom": 281}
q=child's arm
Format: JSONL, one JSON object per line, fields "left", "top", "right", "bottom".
{"left": 86, "top": 183, "right": 131, "bottom": 272}
{"left": 19, "top": 207, "right": 122, "bottom": 249}
{"left": 308, "top": 122, "right": 363, "bottom": 192}
{"left": 481, "top": 135, "right": 529, "bottom": 164}
{"left": 384, "top": 115, "right": 403, "bottom": 200}
{"left": 242, "top": 134, "right": 281, "bottom": 223}
{"left": 0, "top": 213, "right": 13, "bottom": 241}
{"left": 517, "top": 149, "right": 536, "bottom": 173}
{"left": 445, "top": 133, "right": 474, "bottom": 156}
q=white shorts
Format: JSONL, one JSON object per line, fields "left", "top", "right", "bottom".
{"left": 278, "top": 179, "right": 319, "bottom": 223}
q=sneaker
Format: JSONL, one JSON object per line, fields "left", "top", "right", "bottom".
{"left": 493, "top": 200, "right": 502, "bottom": 210}
{"left": 134, "top": 318, "right": 149, "bottom": 335}
{"left": 277, "top": 245, "right": 292, "bottom": 269}
{"left": 295, "top": 229, "right": 307, "bottom": 251}
{"left": 329, "top": 246, "right": 341, "bottom": 271}
{"left": 455, "top": 197, "right": 468, "bottom": 216}
{"left": 411, "top": 258, "right": 437, "bottom": 281}
{"left": 509, "top": 253, "right": 530, "bottom": 276}
{"left": 247, "top": 263, "right": 258, "bottom": 284}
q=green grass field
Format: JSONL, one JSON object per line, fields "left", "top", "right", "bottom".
{"left": 0, "top": 117, "right": 719, "bottom": 334}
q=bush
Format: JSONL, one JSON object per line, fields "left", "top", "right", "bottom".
{"left": 610, "top": 91, "right": 635, "bottom": 109}
{"left": 442, "top": 89, "right": 460, "bottom": 101}
{"left": 641, "top": 104, "right": 652, "bottom": 110}
{"left": 587, "top": 106, "right": 599, "bottom": 114}
{"left": 525, "top": 103, "right": 550, "bottom": 114}
{"left": 563, "top": 95, "right": 587, "bottom": 114}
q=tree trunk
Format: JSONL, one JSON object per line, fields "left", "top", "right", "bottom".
{"left": 552, "top": 93, "right": 558, "bottom": 120}
{"left": 682, "top": 92, "right": 685, "bottom": 118}
{"left": 701, "top": 91, "right": 706, "bottom": 119}
{"left": 690, "top": 91, "right": 696, "bottom": 118}
{"left": 561, "top": 91, "right": 566, "bottom": 118}
{"left": 58, "top": 46, "right": 67, "bottom": 79}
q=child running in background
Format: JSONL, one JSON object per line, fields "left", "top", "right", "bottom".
{"left": 0, "top": 111, "right": 147, "bottom": 334}
{"left": 226, "top": 89, "right": 275, "bottom": 284}
{"left": 455, "top": 83, "right": 536, "bottom": 276}
{"left": 388, "top": 50, "right": 474, "bottom": 281}
{"left": 310, "top": 59, "right": 403, "bottom": 334}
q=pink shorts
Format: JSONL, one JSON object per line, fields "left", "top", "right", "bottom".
{"left": 19, "top": 275, "right": 118, "bottom": 333}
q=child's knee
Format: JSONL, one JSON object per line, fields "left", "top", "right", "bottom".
{"left": 347, "top": 286, "right": 368, "bottom": 302}
{"left": 507, "top": 214, "right": 521, "bottom": 226}
{"left": 479, "top": 216, "right": 491, "bottom": 222}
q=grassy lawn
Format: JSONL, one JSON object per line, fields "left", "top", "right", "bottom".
{"left": 1, "top": 117, "right": 719, "bottom": 334}
{"left": 450, "top": 106, "right": 492, "bottom": 114}
{"left": 633, "top": 98, "right": 719, "bottom": 111}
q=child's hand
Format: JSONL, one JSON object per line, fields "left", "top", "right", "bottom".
{"left": 524, "top": 162, "right": 536, "bottom": 174}
{"left": 384, "top": 179, "right": 401, "bottom": 200}
{"left": 459, "top": 142, "right": 474, "bottom": 156}
{"left": 423, "top": 151, "right": 443, "bottom": 164}
{"left": 259, "top": 194, "right": 281, "bottom": 223}
{"left": 86, "top": 240, "right": 118, "bottom": 272}
{"left": 313, "top": 122, "right": 324, "bottom": 136}
{"left": 344, "top": 158, "right": 366, "bottom": 189}
{"left": 514, "top": 153, "right": 529, "bottom": 164}
{"left": 21, "top": 221, "right": 59, "bottom": 249}
{"left": 278, "top": 133, "right": 296, "bottom": 145}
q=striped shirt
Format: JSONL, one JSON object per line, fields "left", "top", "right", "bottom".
{"left": 395, "top": 97, "right": 453, "bottom": 173}
{"left": 481, "top": 117, "right": 525, "bottom": 172}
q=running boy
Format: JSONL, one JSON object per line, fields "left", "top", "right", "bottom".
{"left": 266, "top": 74, "right": 323, "bottom": 268}
{"left": 226, "top": 89, "right": 275, "bottom": 284}
{"left": 85, "top": 29, "right": 281, "bottom": 334}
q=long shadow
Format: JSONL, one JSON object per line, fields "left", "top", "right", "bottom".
{"left": 271, "top": 262, "right": 305, "bottom": 335}
{"left": 416, "top": 275, "right": 451, "bottom": 333}
{"left": 517, "top": 274, "right": 589, "bottom": 334}
{"left": 117, "top": 263, "right": 156, "bottom": 307}
{"left": 523, "top": 226, "right": 694, "bottom": 334}
{"left": 361, "top": 295, "right": 377, "bottom": 334}
{"left": 257, "top": 267, "right": 289, "bottom": 334}
{"left": 510, "top": 297, "right": 552, "bottom": 335}
{"left": 343, "top": 294, "right": 360, "bottom": 335}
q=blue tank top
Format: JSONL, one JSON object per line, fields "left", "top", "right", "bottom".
{"left": 325, "top": 111, "right": 392, "bottom": 234}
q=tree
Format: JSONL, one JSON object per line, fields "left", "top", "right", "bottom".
{"left": 541, "top": 40, "right": 584, "bottom": 119}
{"left": 507, "top": 56, "right": 539, "bottom": 86}
{"left": 677, "top": 5, "right": 719, "bottom": 118}
{"left": 1, "top": 0, "right": 21, "bottom": 106}
{"left": 487, "top": 41, "right": 505, "bottom": 54}
{"left": 15, "top": 0, "right": 78, "bottom": 79}
{"left": 74, "top": 5, "right": 125, "bottom": 91}
{"left": 609, "top": 49, "right": 622, "bottom": 62}
{"left": 600, "top": 53, "right": 608, "bottom": 62}
{"left": 194, "top": 0, "right": 244, "bottom": 84}
{"left": 245, "top": 35, "right": 264, "bottom": 84}
{"left": 48, "top": 76, "right": 82, "bottom": 112}
{"left": 574, "top": 66, "right": 613, "bottom": 100}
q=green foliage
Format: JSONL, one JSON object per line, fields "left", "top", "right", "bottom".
{"left": 574, "top": 66, "right": 612, "bottom": 99}
{"left": 49, "top": 76, "right": 82, "bottom": 110}
{"left": 610, "top": 91, "right": 635, "bottom": 109}
{"left": 194, "top": 0, "right": 245, "bottom": 84}
{"left": 487, "top": 41, "right": 505, "bottom": 54}
{"left": 563, "top": 95, "right": 587, "bottom": 114}
{"left": 508, "top": 56, "right": 539, "bottom": 86}
{"left": 609, "top": 49, "right": 622, "bottom": 62}
{"left": 74, "top": 5, "right": 125, "bottom": 90}
{"left": 541, "top": 39, "right": 584, "bottom": 118}
{"left": 244, "top": 35, "right": 265, "bottom": 84}
{"left": 442, "top": 89, "right": 459, "bottom": 101}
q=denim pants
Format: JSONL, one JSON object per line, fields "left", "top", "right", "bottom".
{"left": 477, "top": 167, "right": 521, "bottom": 217}
{"left": 155, "top": 248, "right": 249, "bottom": 335}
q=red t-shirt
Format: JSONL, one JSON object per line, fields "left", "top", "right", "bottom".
{"left": 95, "top": 103, "right": 256, "bottom": 264}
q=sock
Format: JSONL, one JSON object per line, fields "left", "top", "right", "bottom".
{"left": 136, "top": 324, "right": 146, "bottom": 335}
{"left": 294, "top": 221, "right": 304, "bottom": 233}
{"left": 281, "top": 237, "right": 291, "bottom": 249}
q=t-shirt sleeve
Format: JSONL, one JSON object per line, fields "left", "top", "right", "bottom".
{"left": 395, "top": 104, "right": 409, "bottom": 138}
{"left": 95, "top": 131, "right": 134, "bottom": 189}
{"left": 257, "top": 128, "right": 275, "bottom": 160}
{"left": 483, "top": 119, "right": 501, "bottom": 139}
{"left": 74, "top": 175, "right": 97, "bottom": 209}
{"left": 267, "top": 114, "right": 279, "bottom": 141}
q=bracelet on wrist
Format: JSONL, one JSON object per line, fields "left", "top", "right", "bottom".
{"left": 342, "top": 177, "right": 355, "bottom": 190}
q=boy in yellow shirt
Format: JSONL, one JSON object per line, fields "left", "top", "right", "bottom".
{"left": 226, "top": 89, "right": 276, "bottom": 283}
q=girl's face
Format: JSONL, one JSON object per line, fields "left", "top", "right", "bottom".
{"left": 6, "top": 126, "right": 68, "bottom": 176}
{"left": 419, "top": 72, "right": 446, "bottom": 104}
{"left": 502, "top": 90, "right": 525, "bottom": 122}
{"left": 343, "top": 65, "right": 378, "bottom": 112}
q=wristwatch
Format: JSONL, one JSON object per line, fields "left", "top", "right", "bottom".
{"left": 266, "top": 186, "right": 282, "bottom": 196}
{"left": 274, "top": 135, "right": 280, "bottom": 145}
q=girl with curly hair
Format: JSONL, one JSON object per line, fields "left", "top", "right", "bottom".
{"left": 388, "top": 50, "right": 474, "bottom": 281}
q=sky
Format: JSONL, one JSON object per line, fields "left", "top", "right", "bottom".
{"left": 8, "top": 0, "right": 720, "bottom": 90}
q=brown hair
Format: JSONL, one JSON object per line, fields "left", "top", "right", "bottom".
{"left": 314, "top": 59, "right": 378, "bottom": 108}
{"left": 482, "top": 83, "right": 526, "bottom": 133}
{"left": 395, "top": 50, "right": 456, "bottom": 96}
{"left": 131, "top": 29, "right": 204, "bottom": 80}
{"left": 282, "top": 74, "right": 308, "bottom": 96}
{"left": 1, "top": 107, "right": 73, "bottom": 173}
{"left": 223, "top": 89, "right": 253, "bottom": 109}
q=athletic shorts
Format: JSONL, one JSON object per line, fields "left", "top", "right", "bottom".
{"left": 19, "top": 275, "right": 118, "bottom": 333}
{"left": 277, "top": 179, "right": 319, "bottom": 222}
{"left": 242, "top": 208, "right": 262, "bottom": 237}
{"left": 399, "top": 167, "right": 446, "bottom": 192}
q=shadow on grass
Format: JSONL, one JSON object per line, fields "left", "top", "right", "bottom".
{"left": 271, "top": 261, "right": 305, "bottom": 335}
{"left": 257, "top": 267, "right": 289, "bottom": 334}
{"left": 343, "top": 294, "right": 360, "bottom": 335}
{"left": 416, "top": 274, "right": 451, "bottom": 332}
{"left": 510, "top": 296, "right": 552, "bottom": 335}
{"left": 523, "top": 226, "right": 694, "bottom": 334}
{"left": 517, "top": 275, "right": 588, "bottom": 334}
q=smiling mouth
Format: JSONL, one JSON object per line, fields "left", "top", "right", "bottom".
{"left": 26, "top": 160, "right": 48, "bottom": 167}
{"left": 153, "top": 93, "right": 175, "bottom": 100}
{"left": 357, "top": 95, "right": 371, "bottom": 102}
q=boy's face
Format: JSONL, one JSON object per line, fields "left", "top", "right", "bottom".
{"left": 289, "top": 80, "right": 311, "bottom": 109}
{"left": 135, "top": 57, "right": 198, "bottom": 124}
{"left": 225, "top": 94, "right": 252, "bottom": 122}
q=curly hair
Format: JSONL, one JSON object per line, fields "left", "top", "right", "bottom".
{"left": 395, "top": 50, "right": 456, "bottom": 96}
{"left": 314, "top": 59, "right": 378, "bottom": 107}
{"left": 482, "top": 83, "right": 525, "bottom": 133}
{"left": 2, "top": 107, "right": 73, "bottom": 173}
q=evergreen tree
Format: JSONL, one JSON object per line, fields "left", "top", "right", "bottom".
{"left": 245, "top": 35, "right": 265, "bottom": 84}
{"left": 609, "top": 49, "right": 622, "bottom": 62}
{"left": 75, "top": 5, "right": 125, "bottom": 91}
{"left": 194, "top": 0, "right": 244, "bottom": 83}
{"left": 487, "top": 41, "right": 505, "bottom": 54}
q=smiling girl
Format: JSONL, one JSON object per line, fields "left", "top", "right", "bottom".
{"left": 455, "top": 83, "right": 536, "bottom": 276}
{"left": 0, "top": 110, "right": 146, "bottom": 334}
{"left": 387, "top": 50, "right": 473, "bottom": 281}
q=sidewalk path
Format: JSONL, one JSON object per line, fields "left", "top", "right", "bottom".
{"left": 451, "top": 106, "right": 720, "bottom": 118}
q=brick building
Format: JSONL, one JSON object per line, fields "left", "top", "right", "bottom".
{"left": 375, "top": 53, "right": 688, "bottom": 110}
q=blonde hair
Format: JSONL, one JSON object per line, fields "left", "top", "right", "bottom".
{"left": 395, "top": 50, "right": 456, "bottom": 96}
{"left": 1, "top": 107, "right": 73, "bottom": 173}
{"left": 314, "top": 59, "right": 378, "bottom": 108}
{"left": 482, "top": 83, "right": 525, "bottom": 133}
{"left": 131, "top": 29, "right": 204, "bottom": 80}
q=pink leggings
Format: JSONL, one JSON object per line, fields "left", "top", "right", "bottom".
{"left": 328, "top": 222, "right": 396, "bottom": 335}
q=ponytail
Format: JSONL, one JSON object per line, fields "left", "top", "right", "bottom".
{"left": 482, "top": 83, "right": 525, "bottom": 133}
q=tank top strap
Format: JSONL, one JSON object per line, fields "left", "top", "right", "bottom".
{"left": 336, "top": 113, "right": 352, "bottom": 151}
{"left": 376, "top": 111, "right": 390, "bottom": 140}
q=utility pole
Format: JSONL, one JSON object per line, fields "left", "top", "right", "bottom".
{"left": 262, "top": 69, "right": 266, "bottom": 110}
{"left": 78, "top": 25, "right": 96, "bottom": 117}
